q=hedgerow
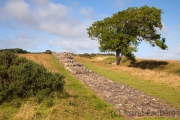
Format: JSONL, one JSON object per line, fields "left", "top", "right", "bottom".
{"left": 0, "top": 48, "right": 28, "bottom": 54}
{"left": 0, "top": 51, "right": 64, "bottom": 103}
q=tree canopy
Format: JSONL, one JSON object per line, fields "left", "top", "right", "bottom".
{"left": 87, "top": 5, "right": 168, "bottom": 65}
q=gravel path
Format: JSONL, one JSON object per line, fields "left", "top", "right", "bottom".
{"left": 53, "top": 52, "right": 180, "bottom": 118}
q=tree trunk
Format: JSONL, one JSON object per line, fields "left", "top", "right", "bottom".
{"left": 115, "top": 50, "right": 121, "bottom": 65}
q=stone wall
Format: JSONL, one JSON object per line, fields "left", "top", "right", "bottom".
{"left": 53, "top": 52, "right": 93, "bottom": 74}
{"left": 53, "top": 52, "right": 180, "bottom": 117}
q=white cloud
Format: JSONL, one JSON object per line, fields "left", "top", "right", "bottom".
{"left": 0, "top": 0, "right": 92, "bottom": 38}
{"left": 3, "top": 0, "right": 37, "bottom": 27}
{"left": 32, "top": 1, "right": 94, "bottom": 38}
{"left": 25, "top": 1, "right": 92, "bottom": 37}
{"left": 80, "top": 7, "right": 94, "bottom": 19}
{"left": 5, "top": 0, "right": 30, "bottom": 19}
{"left": 0, "top": 30, "right": 42, "bottom": 51}
{"left": 32, "top": 0, "right": 49, "bottom": 7}
{"left": 48, "top": 37, "right": 99, "bottom": 53}
{"left": 0, "top": 0, "right": 97, "bottom": 53}
{"left": 35, "top": 2, "right": 69, "bottom": 20}
{"left": 39, "top": 19, "right": 92, "bottom": 38}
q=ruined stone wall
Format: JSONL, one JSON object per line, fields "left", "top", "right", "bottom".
{"left": 53, "top": 52, "right": 93, "bottom": 74}
{"left": 53, "top": 52, "right": 180, "bottom": 117}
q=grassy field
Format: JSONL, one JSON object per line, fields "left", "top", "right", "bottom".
{"left": 0, "top": 54, "right": 123, "bottom": 120}
{"left": 74, "top": 56, "right": 180, "bottom": 109}
{"left": 1, "top": 53, "right": 180, "bottom": 120}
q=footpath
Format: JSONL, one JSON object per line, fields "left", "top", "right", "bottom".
{"left": 53, "top": 52, "right": 180, "bottom": 118}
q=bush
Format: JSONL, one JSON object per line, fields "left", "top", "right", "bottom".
{"left": 0, "top": 51, "right": 64, "bottom": 103}
{"left": 78, "top": 53, "right": 115, "bottom": 59}
{"left": 0, "top": 48, "right": 28, "bottom": 54}
{"left": 45, "top": 50, "right": 52, "bottom": 54}
{"left": 78, "top": 53, "right": 96, "bottom": 59}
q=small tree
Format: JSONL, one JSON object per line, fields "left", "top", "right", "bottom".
{"left": 87, "top": 6, "right": 168, "bottom": 65}
{"left": 45, "top": 50, "right": 52, "bottom": 54}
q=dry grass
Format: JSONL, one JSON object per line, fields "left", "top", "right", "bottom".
{"left": 131, "top": 58, "right": 180, "bottom": 74}
{"left": 94, "top": 56, "right": 109, "bottom": 61}
{"left": 18, "top": 54, "right": 59, "bottom": 72}
{"left": 13, "top": 101, "right": 36, "bottom": 120}
{"left": 89, "top": 56, "right": 180, "bottom": 90}
{"left": 110, "top": 65, "right": 180, "bottom": 90}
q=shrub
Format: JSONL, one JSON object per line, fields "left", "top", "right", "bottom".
{"left": 0, "top": 48, "right": 28, "bottom": 54}
{"left": 78, "top": 53, "right": 115, "bottom": 59}
{"left": 0, "top": 51, "right": 64, "bottom": 103}
{"left": 45, "top": 50, "right": 52, "bottom": 54}
{"left": 78, "top": 53, "right": 96, "bottom": 59}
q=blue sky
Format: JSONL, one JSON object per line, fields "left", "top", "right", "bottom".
{"left": 0, "top": 0, "right": 180, "bottom": 60}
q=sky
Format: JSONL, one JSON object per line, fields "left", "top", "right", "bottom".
{"left": 0, "top": 0, "right": 180, "bottom": 60}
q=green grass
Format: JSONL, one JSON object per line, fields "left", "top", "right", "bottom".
{"left": 74, "top": 57, "right": 180, "bottom": 109}
{"left": 0, "top": 54, "right": 124, "bottom": 120}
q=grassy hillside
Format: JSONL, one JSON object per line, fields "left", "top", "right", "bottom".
{"left": 95, "top": 56, "right": 180, "bottom": 76}
{"left": 0, "top": 54, "right": 123, "bottom": 120}
{"left": 1, "top": 53, "right": 179, "bottom": 119}
{"left": 74, "top": 56, "right": 180, "bottom": 109}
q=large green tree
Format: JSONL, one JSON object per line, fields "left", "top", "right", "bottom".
{"left": 87, "top": 6, "right": 168, "bottom": 65}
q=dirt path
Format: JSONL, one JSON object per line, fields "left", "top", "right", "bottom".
{"left": 53, "top": 52, "right": 180, "bottom": 118}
